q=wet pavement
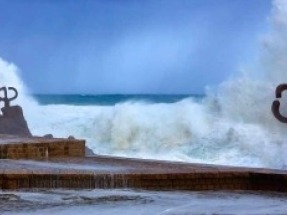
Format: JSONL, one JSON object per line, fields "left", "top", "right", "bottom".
{"left": 2, "top": 189, "right": 287, "bottom": 215}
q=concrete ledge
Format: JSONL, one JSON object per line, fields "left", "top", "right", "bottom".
{"left": 0, "top": 156, "right": 287, "bottom": 192}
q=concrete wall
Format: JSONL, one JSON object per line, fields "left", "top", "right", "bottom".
{"left": 1, "top": 171, "right": 287, "bottom": 192}
{"left": 0, "top": 138, "right": 85, "bottom": 159}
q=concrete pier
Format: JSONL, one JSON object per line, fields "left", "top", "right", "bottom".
{"left": 0, "top": 136, "right": 286, "bottom": 192}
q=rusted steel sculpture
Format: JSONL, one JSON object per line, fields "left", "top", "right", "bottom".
{"left": 272, "top": 83, "right": 287, "bottom": 123}
{"left": 0, "top": 86, "right": 18, "bottom": 108}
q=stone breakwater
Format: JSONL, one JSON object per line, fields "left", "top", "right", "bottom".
{"left": 0, "top": 135, "right": 286, "bottom": 192}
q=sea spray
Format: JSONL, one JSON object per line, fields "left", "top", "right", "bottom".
{"left": 261, "top": 0, "right": 287, "bottom": 84}
{"left": 0, "top": 58, "right": 37, "bottom": 113}
{"left": 0, "top": 0, "right": 287, "bottom": 168}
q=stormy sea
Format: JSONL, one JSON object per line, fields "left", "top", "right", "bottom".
{"left": 1, "top": 85, "right": 284, "bottom": 171}
{"left": 30, "top": 92, "right": 286, "bottom": 170}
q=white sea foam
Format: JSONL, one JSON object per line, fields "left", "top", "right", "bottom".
{"left": 0, "top": 0, "right": 287, "bottom": 169}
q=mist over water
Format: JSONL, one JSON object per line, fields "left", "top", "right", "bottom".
{"left": 1, "top": 0, "right": 287, "bottom": 169}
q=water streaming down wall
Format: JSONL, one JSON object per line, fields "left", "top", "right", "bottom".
{"left": 0, "top": 0, "right": 287, "bottom": 169}
{"left": 10, "top": 173, "right": 129, "bottom": 190}
{"left": 2, "top": 166, "right": 287, "bottom": 192}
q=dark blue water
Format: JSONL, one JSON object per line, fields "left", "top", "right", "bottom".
{"left": 34, "top": 94, "right": 204, "bottom": 106}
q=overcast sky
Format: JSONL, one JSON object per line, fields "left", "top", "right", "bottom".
{"left": 0, "top": 0, "right": 271, "bottom": 94}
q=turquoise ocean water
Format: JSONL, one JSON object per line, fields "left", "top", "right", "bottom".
{"left": 34, "top": 94, "right": 203, "bottom": 106}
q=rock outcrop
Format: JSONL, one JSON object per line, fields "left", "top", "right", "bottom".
{"left": 85, "top": 146, "right": 95, "bottom": 156}
{"left": 0, "top": 105, "right": 32, "bottom": 137}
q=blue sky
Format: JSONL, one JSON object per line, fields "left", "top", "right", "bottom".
{"left": 0, "top": 0, "right": 271, "bottom": 94}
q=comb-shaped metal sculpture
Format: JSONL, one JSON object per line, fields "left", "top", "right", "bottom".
{"left": 272, "top": 83, "right": 287, "bottom": 123}
{"left": 0, "top": 87, "right": 18, "bottom": 108}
